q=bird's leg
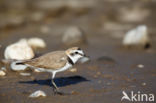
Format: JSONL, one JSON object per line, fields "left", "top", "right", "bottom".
{"left": 52, "top": 79, "right": 59, "bottom": 90}
{"left": 51, "top": 72, "right": 64, "bottom": 95}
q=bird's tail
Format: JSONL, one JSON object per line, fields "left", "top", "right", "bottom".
{"left": 10, "top": 60, "right": 28, "bottom": 71}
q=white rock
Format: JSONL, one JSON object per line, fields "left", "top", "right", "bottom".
{"left": 29, "top": 90, "right": 46, "bottom": 98}
{"left": 142, "top": 82, "right": 146, "bottom": 86}
{"left": 1, "top": 67, "right": 6, "bottom": 71}
{"left": 4, "top": 39, "right": 34, "bottom": 60}
{"left": 11, "top": 60, "right": 28, "bottom": 71}
{"left": 0, "top": 70, "right": 6, "bottom": 76}
{"left": 28, "top": 37, "right": 46, "bottom": 49}
{"left": 137, "top": 64, "right": 144, "bottom": 68}
{"left": 62, "top": 26, "right": 86, "bottom": 45}
{"left": 20, "top": 73, "right": 31, "bottom": 76}
{"left": 123, "top": 25, "right": 150, "bottom": 47}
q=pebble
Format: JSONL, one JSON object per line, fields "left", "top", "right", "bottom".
{"left": 69, "top": 68, "right": 77, "bottom": 72}
{"left": 4, "top": 39, "right": 34, "bottom": 60}
{"left": 27, "top": 37, "right": 46, "bottom": 49}
{"left": 20, "top": 73, "right": 31, "bottom": 76}
{"left": 29, "top": 90, "right": 46, "bottom": 98}
{"left": 137, "top": 64, "right": 144, "bottom": 68}
{"left": 0, "top": 70, "right": 6, "bottom": 76}
{"left": 123, "top": 25, "right": 150, "bottom": 48}
{"left": 62, "top": 26, "right": 86, "bottom": 45}
{"left": 1, "top": 67, "right": 6, "bottom": 71}
{"left": 142, "top": 82, "right": 146, "bottom": 86}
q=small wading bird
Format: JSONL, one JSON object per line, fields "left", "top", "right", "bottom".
{"left": 11, "top": 47, "right": 89, "bottom": 95}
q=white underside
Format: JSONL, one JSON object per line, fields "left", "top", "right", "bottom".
{"left": 27, "top": 62, "right": 72, "bottom": 78}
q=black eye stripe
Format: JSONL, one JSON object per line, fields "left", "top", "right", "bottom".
{"left": 71, "top": 51, "right": 84, "bottom": 56}
{"left": 76, "top": 52, "right": 83, "bottom": 56}
{"left": 71, "top": 52, "right": 78, "bottom": 56}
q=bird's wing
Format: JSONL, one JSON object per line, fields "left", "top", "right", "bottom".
{"left": 25, "top": 51, "right": 68, "bottom": 70}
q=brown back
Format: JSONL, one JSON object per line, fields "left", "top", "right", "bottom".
{"left": 25, "top": 51, "right": 68, "bottom": 70}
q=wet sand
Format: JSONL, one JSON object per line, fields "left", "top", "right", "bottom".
{"left": 0, "top": 34, "right": 156, "bottom": 103}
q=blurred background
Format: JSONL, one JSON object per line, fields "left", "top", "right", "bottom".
{"left": 0, "top": 0, "right": 156, "bottom": 49}
{"left": 0, "top": 0, "right": 156, "bottom": 103}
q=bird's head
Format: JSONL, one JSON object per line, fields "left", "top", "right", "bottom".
{"left": 65, "top": 47, "right": 87, "bottom": 64}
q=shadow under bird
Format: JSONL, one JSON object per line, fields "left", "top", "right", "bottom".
{"left": 11, "top": 47, "right": 89, "bottom": 95}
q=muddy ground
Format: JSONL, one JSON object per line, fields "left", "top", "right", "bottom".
{"left": 0, "top": 0, "right": 156, "bottom": 103}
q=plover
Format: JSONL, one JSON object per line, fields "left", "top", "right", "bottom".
{"left": 11, "top": 47, "right": 88, "bottom": 94}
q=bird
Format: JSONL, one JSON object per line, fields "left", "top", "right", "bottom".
{"left": 11, "top": 47, "right": 89, "bottom": 95}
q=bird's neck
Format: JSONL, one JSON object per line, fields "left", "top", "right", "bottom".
{"left": 66, "top": 53, "right": 81, "bottom": 65}
{"left": 67, "top": 56, "right": 74, "bottom": 65}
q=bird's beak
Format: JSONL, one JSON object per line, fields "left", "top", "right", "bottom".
{"left": 79, "top": 55, "right": 90, "bottom": 63}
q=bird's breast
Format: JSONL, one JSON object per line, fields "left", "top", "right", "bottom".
{"left": 55, "top": 62, "right": 72, "bottom": 73}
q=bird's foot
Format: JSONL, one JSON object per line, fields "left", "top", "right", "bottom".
{"left": 53, "top": 89, "right": 70, "bottom": 95}
{"left": 54, "top": 90, "right": 64, "bottom": 95}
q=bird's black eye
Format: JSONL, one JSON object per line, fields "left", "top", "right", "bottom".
{"left": 75, "top": 52, "right": 78, "bottom": 54}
